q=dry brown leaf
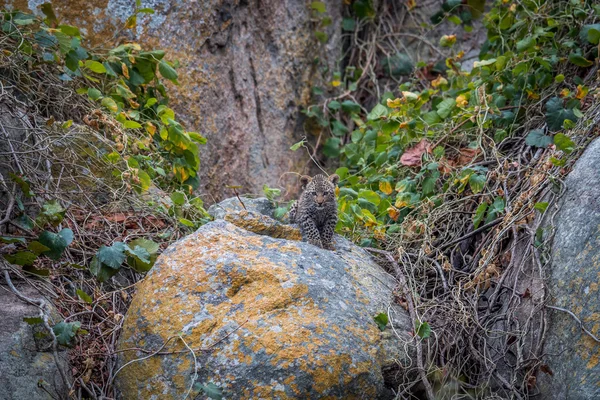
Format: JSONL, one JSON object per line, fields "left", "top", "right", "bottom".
{"left": 400, "top": 139, "right": 432, "bottom": 167}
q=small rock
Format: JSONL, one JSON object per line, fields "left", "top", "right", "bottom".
{"left": 208, "top": 197, "right": 275, "bottom": 220}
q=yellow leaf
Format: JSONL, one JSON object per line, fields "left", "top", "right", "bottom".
{"left": 121, "top": 63, "right": 130, "bottom": 79}
{"left": 526, "top": 90, "right": 540, "bottom": 100}
{"left": 387, "top": 207, "right": 400, "bottom": 221}
{"left": 402, "top": 91, "right": 419, "bottom": 102}
{"left": 456, "top": 94, "right": 468, "bottom": 107}
{"left": 559, "top": 88, "right": 570, "bottom": 98}
{"left": 379, "top": 181, "right": 393, "bottom": 195}
{"left": 145, "top": 122, "right": 156, "bottom": 135}
{"left": 406, "top": 0, "right": 416, "bottom": 11}
{"left": 387, "top": 98, "right": 404, "bottom": 108}
{"left": 431, "top": 76, "right": 448, "bottom": 88}
{"left": 439, "top": 34, "right": 457, "bottom": 48}
{"left": 395, "top": 193, "right": 412, "bottom": 208}
{"left": 331, "top": 80, "right": 341, "bottom": 87}
{"left": 575, "top": 85, "right": 588, "bottom": 100}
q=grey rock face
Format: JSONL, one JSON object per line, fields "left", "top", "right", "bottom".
{"left": 208, "top": 196, "right": 274, "bottom": 219}
{"left": 0, "top": 283, "right": 69, "bottom": 400}
{"left": 537, "top": 138, "right": 600, "bottom": 399}
{"left": 117, "top": 217, "right": 412, "bottom": 399}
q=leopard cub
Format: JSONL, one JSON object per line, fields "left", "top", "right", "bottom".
{"left": 289, "top": 174, "right": 339, "bottom": 250}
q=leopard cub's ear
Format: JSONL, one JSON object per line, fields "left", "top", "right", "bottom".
{"left": 328, "top": 174, "right": 340, "bottom": 186}
{"left": 300, "top": 175, "right": 312, "bottom": 188}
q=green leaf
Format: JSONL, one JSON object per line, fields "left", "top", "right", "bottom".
{"left": 137, "top": 7, "right": 155, "bottom": 14}
{"left": 179, "top": 218, "right": 196, "bottom": 227}
{"left": 580, "top": 24, "right": 600, "bottom": 43}
{"left": 588, "top": 28, "right": 600, "bottom": 45}
{"left": 89, "top": 256, "right": 118, "bottom": 282}
{"left": 59, "top": 24, "right": 80, "bottom": 37}
{"left": 194, "top": 383, "right": 223, "bottom": 400}
{"left": 335, "top": 167, "right": 349, "bottom": 180}
{"left": 53, "top": 321, "right": 81, "bottom": 346}
{"left": 37, "top": 200, "right": 66, "bottom": 227}
{"left": 126, "top": 238, "right": 159, "bottom": 273}
{"left": 76, "top": 289, "right": 93, "bottom": 304}
{"left": 473, "top": 202, "right": 488, "bottom": 229}
{"left": 342, "top": 18, "right": 355, "bottom": 31}
{"left": 0, "top": 236, "right": 26, "bottom": 245}
{"left": 170, "top": 191, "right": 186, "bottom": 206}
{"left": 28, "top": 241, "right": 51, "bottom": 256}
{"left": 341, "top": 100, "right": 361, "bottom": 114}
{"left": 381, "top": 53, "right": 414, "bottom": 76}
{"left": 554, "top": 74, "right": 565, "bottom": 83}
{"left": 40, "top": 3, "right": 58, "bottom": 25}
{"left": 23, "top": 316, "right": 43, "bottom": 325}
{"left": 423, "top": 111, "right": 441, "bottom": 125}
{"left": 314, "top": 31, "right": 328, "bottom": 43}
{"left": 310, "top": 1, "right": 326, "bottom": 13}
{"left": 554, "top": 133, "right": 575, "bottom": 154}
{"left": 468, "top": 174, "right": 486, "bottom": 194}
{"left": 327, "top": 100, "right": 341, "bottom": 111}
{"left": 101, "top": 97, "right": 118, "bottom": 113}
{"left": 516, "top": 37, "right": 536, "bottom": 52}
{"left": 87, "top": 88, "right": 102, "bottom": 100}
{"left": 158, "top": 60, "right": 178, "bottom": 82}
{"left": 97, "top": 242, "right": 127, "bottom": 269}
{"left": 331, "top": 120, "right": 349, "bottom": 136}
{"left": 358, "top": 190, "right": 381, "bottom": 206}
{"left": 263, "top": 185, "right": 281, "bottom": 201}
{"left": 123, "top": 120, "right": 142, "bottom": 129}
{"left": 568, "top": 53, "right": 593, "bottom": 67}
{"left": 4, "top": 251, "right": 37, "bottom": 266}
{"left": 415, "top": 321, "right": 431, "bottom": 338}
{"left": 525, "top": 129, "right": 553, "bottom": 148}
{"left": 436, "top": 98, "right": 456, "bottom": 119}
{"left": 367, "top": 104, "right": 388, "bottom": 121}
{"left": 545, "top": 97, "right": 578, "bottom": 132}
{"left": 322, "top": 137, "right": 341, "bottom": 158}
{"left": 534, "top": 202, "right": 549, "bottom": 213}
{"left": 135, "top": 170, "right": 152, "bottom": 193}
{"left": 188, "top": 132, "right": 207, "bottom": 144}
{"left": 125, "top": 245, "right": 151, "bottom": 265}
{"left": 84, "top": 60, "right": 106, "bottom": 74}
{"left": 290, "top": 140, "right": 305, "bottom": 151}
{"left": 374, "top": 312, "right": 388, "bottom": 331}
{"left": 38, "top": 229, "right": 71, "bottom": 260}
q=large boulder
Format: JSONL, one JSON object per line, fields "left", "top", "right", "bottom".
{"left": 117, "top": 214, "right": 412, "bottom": 399}
{"left": 0, "top": 281, "right": 69, "bottom": 400}
{"left": 537, "top": 138, "right": 600, "bottom": 398}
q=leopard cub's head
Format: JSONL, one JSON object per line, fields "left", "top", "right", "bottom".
{"left": 300, "top": 174, "right": 339, "bottom": 208}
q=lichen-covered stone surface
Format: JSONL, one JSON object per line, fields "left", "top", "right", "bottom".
{"left": 208, "top": 197, "right": 274, "bottom": 220}
{"left": 537, "top": 137, "right": 600, "bottom": 399}
{"left": 0, "top": 283, "right": 69, "bottom": 400}
{"left": 117, "top": 218, "right": 412, "bottom": 399}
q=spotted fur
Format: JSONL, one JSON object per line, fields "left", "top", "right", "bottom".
{"left": 289, "top": 174, "right": 339, "bottom": 250}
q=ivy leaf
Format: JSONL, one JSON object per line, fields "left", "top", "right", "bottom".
{"left": 534, "top": 202, "right": 549, "bottom": 213}
{"left": 436, "top": 98, "right": 456, "bottom": 119}
{"left": 331, "top": 120, "right": 349, "bottom": 136}
{"left": 415, "top": 321, "right": 431, "bottom": 338}
{"left": 588, "top": 28, "right": 600, "bottom": 45}
{"left": 554, "top": 133, "right": 575, "bottom": 154}
{"left": 126, "top": 239, "right": 159, "bottom": 273}
{"left": 76, "top": 289, "right": 93, "bottom": 304}
{"left": 87, "top": 88, "right": 102, "bottom": 100}
{"left": 580, "top": 24, "right": 600, "bottom": 44}
{"left": 28, "top": 241, "right": 51, "bottom": 255}
{"left": 125, "top": 245, "right": 151, "bottom": 265}
{"left": 4, "top": 251, "right": 37, "bottom": 266}
{"left": 568, "top": 53, "right": 593, "bottom": 67}
{"left": 194, "top": 383, "right": 223, "bottom": 400}
{"left": 358, "top": 190, "right": 381, "bottom": 206}
{"left": 473, "top": 202, "right": 488, "bottom": 229}
{"left": 89, "top": 256, "right": 118, "bottom": 282}
{"left": 158, "top": 60, "right": 178, "bottom": 82}
{"left": 101, "top": 97, "right": 118, "bottom": 113}
{"left": 37, "top": 200, "right": 66, "bottom": 227}
{"left": 341, "top": 100, "right": 361, "bottom": 114}
{"left": 97, "top": 242, "right": 127, "bottom": 269}
{"left": 290, "top": 140, "right": 305, "bottom": 151}
{"left": 367, "top": 104, "right": 388, "bottom": 121}
{"left": 322, "top": 137, "right": 340, "bottom": 158}
{"left": 374, "top": 312, "right": 388, "bottom": 331}
{"left": 545, "top": 97, "right": 577, "bottom": 132}
{"left": 525, "top": 129, "right": 553, "bottom": 148}
{"left": 84, "top": 60, "right": 107, "bottom": 73}
{"left": 38, "top": 228, "right": 72, "bottom": 260}
{"left": 468, "top": 174, "right": 486, "bottom": 194}
{"left": 53, "top": 321, "right": 81, "bottom": 347}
